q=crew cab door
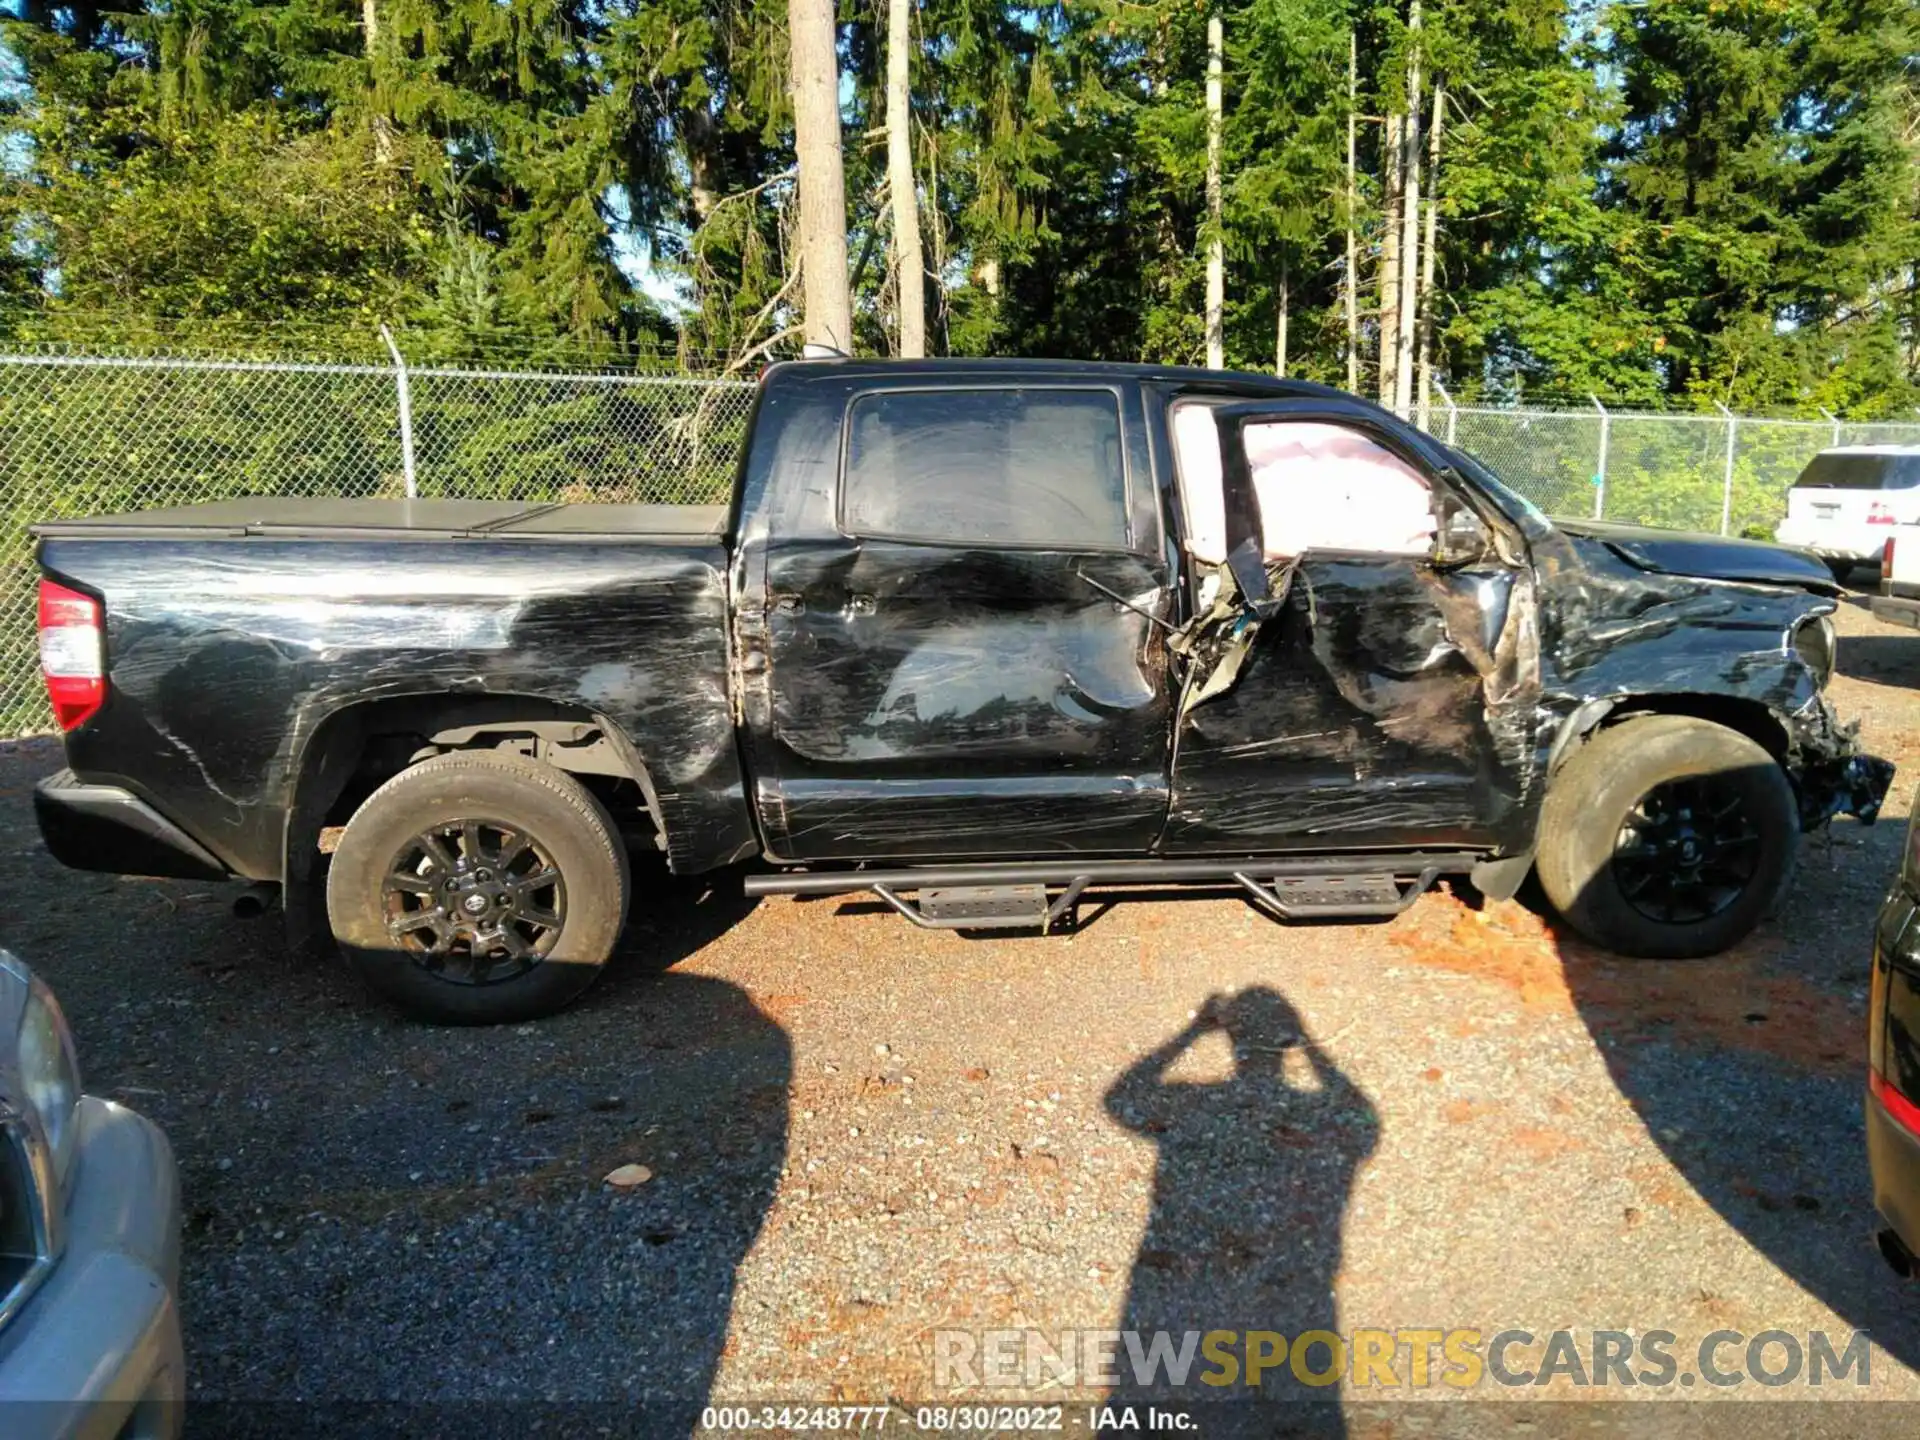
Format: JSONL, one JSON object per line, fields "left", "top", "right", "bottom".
{"left": 748, "top": 382, "right": 1175, "bottom": 861}
{"left": 1162, "top": 396, "right": 1538, "bottom": 853}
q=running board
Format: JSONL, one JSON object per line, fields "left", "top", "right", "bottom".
{"left": 743, "top": 853, "right": 1474, "bottom": 932}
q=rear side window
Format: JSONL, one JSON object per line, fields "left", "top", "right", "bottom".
{"left": 842, "top": 387, "right": 1130, "bottom": 548}
{"left": 1795, "top": 452, "right": 1920, "bottom": 491}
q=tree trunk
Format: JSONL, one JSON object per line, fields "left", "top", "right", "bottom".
{"left": 1393, "top": 0, "right": 1422, "bottom": 418}
{"left": 1416, "top": 83, "right": 1445, "bottom": 431}
{"left": 685, "top": 109, "right": 721, "bottom": 225}
{"left": 886, "top": 0, "right": 925, "bottom": 357}
{"left": 1205, "top": 13, "right": 1224, "bottom": 370}
{"left": 1275, "top": 254, "right": 1289, "bottom": 377}
{"left": 1344, "top": 27, "right": 1359, "bottom": 394}
{"left": 926, "top": 115, "right": 948, "bottom": 350}
{"left": 789, "top": 0, "right": 854, "bottom": 352}
{"left": 1377, "top": 109, "right": 1403, "bottom": 405}
{"left": 363, "top": 0, "right": 393, "bottom": 168}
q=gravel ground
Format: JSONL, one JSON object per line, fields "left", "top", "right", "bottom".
{"left": 5, "top": 595, "right": 1920, "bottom": 1437}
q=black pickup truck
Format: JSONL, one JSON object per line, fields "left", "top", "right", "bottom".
{"left": 30, "top": 359, "right": 1893, "bottom": 1022}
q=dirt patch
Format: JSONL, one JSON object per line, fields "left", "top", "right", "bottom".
{"left": 1391, "top": 889, "right": 1862, "bottom": 1074}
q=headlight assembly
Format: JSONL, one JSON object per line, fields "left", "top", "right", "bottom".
{"left": 0, "top": 950, "right": 81, "bottom": 1330}
{"left": 1790, "top": 613, "right": 1837, "bottom": 688}
{"left": 15, "top": 973, "right": 81, "bottom": 1193}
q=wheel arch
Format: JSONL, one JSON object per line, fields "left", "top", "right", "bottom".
{"left": 281, "top": 693, "right": 666, "bottom": 897}
{"left": 1549, "top": 692, "right": 1793, "bottom": 777}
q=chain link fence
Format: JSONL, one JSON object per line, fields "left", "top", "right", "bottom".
{"left": 0, "top": 347, "right": 757, "bottom": 733}
{"left": 4, "top": 346, "right": 1920, "bottom": 737}
{"left": 1420, "top": 393, "right": 1920, "bottom": 538}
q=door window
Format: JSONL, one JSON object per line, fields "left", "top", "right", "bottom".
{"left": 1171, "top": 404, "right": 1434, "bottom": 561}
{"left": 841, "top": 387, "right": 1130, "bottom": 548}
{"left": 1244, "top": 421, "right": 1434, "bottom": 558}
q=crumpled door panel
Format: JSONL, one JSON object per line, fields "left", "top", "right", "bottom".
{"left": 1162, "top": 552, "right": 1538, "bottom": 853}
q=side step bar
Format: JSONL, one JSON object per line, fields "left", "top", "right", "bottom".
{"left": 742, "top": 852, "right": 1479, "bottom": 932}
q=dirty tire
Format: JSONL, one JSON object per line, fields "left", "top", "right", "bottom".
{"left": 327, "top": 751, "right": 629, "bottom": 1024}
{"left": 1536, "top": 714, "right": 1797, "bottom": 959}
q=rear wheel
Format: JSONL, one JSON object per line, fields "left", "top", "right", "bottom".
{"left": 1827, "top": 557, "right": 1855, "bottom": 583}
{"left": 326, "top": 751, "right": 629, "bottom": 1023}
{"left": 1536, "top": 715, "right": 1797, "bottom": 958}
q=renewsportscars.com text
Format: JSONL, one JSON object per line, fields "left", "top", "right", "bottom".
{"left": 932, "top": 1327, "right": 1872, "bottom": 1391}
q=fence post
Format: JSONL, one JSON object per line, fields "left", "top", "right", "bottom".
{"left": 1590, "top": 394, "right": 1610, "bottom": 520}
{"left": 1714, "top": 400, "right": 1736, "bottom": 536}
{"left": 1433, "top": 379, "right": 1457, "bottom": 446}
{"left": 1820, "top": 407, "right": 1840, "bottom": 448}
{"left": 380, "top": 325, "right": 419, "bottom": 499}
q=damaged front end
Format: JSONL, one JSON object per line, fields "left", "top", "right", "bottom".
{"left": 1790, "top": 698, "right": 1895, "bottom": 831}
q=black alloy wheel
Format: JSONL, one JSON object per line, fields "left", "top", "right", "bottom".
{"left": 1609, "top": 776, "right": 1763, "bottom": 926}
{"left": 383, "top": 818, "right": 568, "bottom": 984}
{"left": 328, "top": 750, "right": 629, "bottom": 1024}
{"left": 1535, "top": 713, "right": 1798, "bottom": 959}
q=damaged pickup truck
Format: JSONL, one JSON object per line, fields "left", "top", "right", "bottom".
{"left": 30, "top": 359, "right": 1893, "bottom": 1023}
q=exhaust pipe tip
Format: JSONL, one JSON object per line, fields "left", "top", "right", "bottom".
{"left": 1877, "top": 1227, "right": 1914, "bottom": 1280}
{"left": 232, "top": 883, "right": 279, "bottom": 920}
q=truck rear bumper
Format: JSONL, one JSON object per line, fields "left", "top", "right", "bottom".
{"left": 1772, "top": 521, "right": 1885, "bottom": 562}
{"left": 34, "top": 771, "right": 228, "bottom": 881}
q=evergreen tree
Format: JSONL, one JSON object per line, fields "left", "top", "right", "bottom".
{"left": 0, "top": 0, "right": 1913, "bottom": 404}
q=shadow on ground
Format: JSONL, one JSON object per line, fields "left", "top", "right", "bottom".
{"left": 1105, "top": 986, "right": 1374, "bottom": 1436}
{"left": 1392, "top": 833, "right": 1920, "bottom": 1382}
{"left": 1837, "top": 632, "right": 1920, "bottom": 688}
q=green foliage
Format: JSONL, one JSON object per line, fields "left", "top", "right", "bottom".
{"left": 0, "top": 0, "right": 1914, "bottom": 404}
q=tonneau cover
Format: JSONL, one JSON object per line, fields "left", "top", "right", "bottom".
{"left": 31, "top": 496, "right": 729, "bottom": 542}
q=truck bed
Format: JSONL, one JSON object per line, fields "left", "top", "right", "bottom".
{"left": 35, "top": 499, "right": 749, "bottom": 881}
{"left": 31, "top": 497, "right": 730, "bottom": 542}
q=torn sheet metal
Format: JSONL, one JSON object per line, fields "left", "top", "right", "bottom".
{"left": 1161, "top": 550, "right": 1533, "bottom": 854}
{"left": 1168, "top": 556, "right": 1297, "bottom": 717}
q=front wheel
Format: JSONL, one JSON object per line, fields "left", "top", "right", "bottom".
{"left": 1536, "top": 715, "right": 1797, "bottom": 958}
{"left": 326, "top": 751, "right": 630, "bottom": 1023}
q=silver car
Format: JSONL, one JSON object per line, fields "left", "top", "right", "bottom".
{"left": 0, "top": 950, "right": 183, "bottom": 1439}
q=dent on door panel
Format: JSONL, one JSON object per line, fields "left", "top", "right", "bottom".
{"left": 753, "top": 545, "right": 1174, "bottom": 858}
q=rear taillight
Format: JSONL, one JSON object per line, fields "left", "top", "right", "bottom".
{"left": 1885, "top": 536, "right": 1897, "bottom": 584}
{"left": 1872, "top": 1071, "right": 1920, "bottom": 1138}
{"left": 37, "top": 579, "right": 104, "bottom": 731}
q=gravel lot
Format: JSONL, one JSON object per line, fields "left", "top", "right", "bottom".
{"left": 5, "top": 594, "right": 1920, "bottom": 1436}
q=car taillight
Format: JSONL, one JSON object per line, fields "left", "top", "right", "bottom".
{"left": 1872, "top": 1071, "right": 1920, "bottom": 1138}
{"left": 36, "top": 579, "right": 104, "bottom": 731}
{"left": 1886, "top": 536, "right": 1898, "bottom": 584}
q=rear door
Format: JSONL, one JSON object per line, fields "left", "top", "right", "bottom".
{"left": 751, "top": 381, "right": 1176, "bottom": 861}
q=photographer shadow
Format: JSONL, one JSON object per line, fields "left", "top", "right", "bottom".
{"left": 1106, "top": 987, "right": 1376, "bottom": 1436}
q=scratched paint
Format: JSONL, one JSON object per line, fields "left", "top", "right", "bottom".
{"left": 39, "top": 536, "right": 752, "bottom": 879}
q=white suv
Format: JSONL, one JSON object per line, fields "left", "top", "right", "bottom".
{"left": 1775, "top": 446, "right": 1920, "bottom": 580}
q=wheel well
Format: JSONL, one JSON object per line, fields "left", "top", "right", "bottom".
{"left": 1560, "top": 694, "right": 1792, "bottom": 770}
{"left": 283, "top": 696, "right": 665, "bottom": 887}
